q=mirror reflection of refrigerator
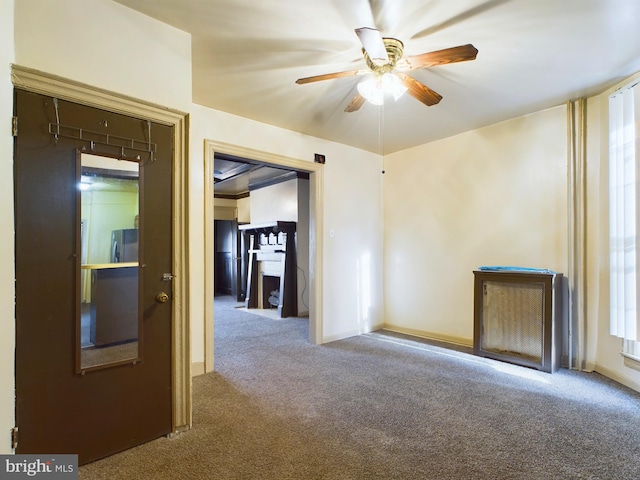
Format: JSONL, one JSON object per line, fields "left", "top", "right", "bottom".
{"left": 111, "top": 228, "right": 138, "bottom": 263}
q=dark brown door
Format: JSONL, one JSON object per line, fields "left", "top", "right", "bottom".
{"left": 14, "top": 90, "right": 173, "bottom": 464}
{"left": 230, "top": 219, "right": 242, "bottom": 301}
{"left": 214, "top": 220, "right": 233, "bottom": 295}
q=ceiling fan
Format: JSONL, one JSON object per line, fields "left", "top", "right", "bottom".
{"left": 295, "top": 27, "right": 478, "bottom": 112}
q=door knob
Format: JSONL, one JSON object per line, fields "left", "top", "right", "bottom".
{"left": 155, "top": 292, "right": 169, "bottom": 303}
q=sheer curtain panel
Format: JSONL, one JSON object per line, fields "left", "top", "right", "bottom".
{"left": 609, "top": 81, "right": 640, "bottom": 341}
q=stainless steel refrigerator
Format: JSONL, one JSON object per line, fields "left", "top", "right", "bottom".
{"left": 111, "top": 228, "right": 138, "bottom": 263}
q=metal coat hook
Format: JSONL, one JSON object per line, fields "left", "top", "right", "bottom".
{"left": 53, "top": 98, "right": 60, "bottom": 144}
{"left": 47, "top": 112, "right": 156, "bottom": 162}
{"left": 147, "top": 120, "right": 154, "bottom": 163}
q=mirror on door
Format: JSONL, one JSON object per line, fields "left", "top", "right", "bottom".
{"left": 77, "top": 153, "right": 142, "bottom": 372}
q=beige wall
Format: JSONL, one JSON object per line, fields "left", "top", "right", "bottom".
{"left": 214, "top": 197, "right": 238, "bottom": 221}
{"left": 250, "top": 178, "right": 299, "bottom": 223}
{"left": 383, "top": 106, "right": 568, "bottom": 344}
{"left": 211, "top": 197, "right": 248, "bottom": 223}
{"left": 238, "top": 197, "right": 250, "bottom": 223}
{"left": 14, "top": 0, "right": 192, "bottom": 112}
{"left": 1, "top": 0, "right": 15, "bottom": 456}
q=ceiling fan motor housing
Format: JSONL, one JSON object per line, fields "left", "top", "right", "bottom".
{"left": 364, "top": 38, "right": 404, "bottom": 74}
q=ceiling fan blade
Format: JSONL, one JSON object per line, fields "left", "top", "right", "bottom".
{"left": 397, "top": 73, "right": 442, "bottom": 107}
{"left": 355, "top": 27, "right": 389, "bottom": 66}
{"left": 296, "top": 69, "right": 366, "bottom": 85}
{"left": 367, "top": 0, "right": 398, "bottom": 34}
{"left": 399, "top": 44, "right": 478, "bottom": 71}
{"left": 344, "top": 93, "right": 366, "bottom": 113}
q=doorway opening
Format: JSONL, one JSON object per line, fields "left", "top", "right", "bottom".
{"left": 214, "top": 158, "right": 310, "bottom": 328}
{"left": 204, "top": 141, "right": 324, "bottom": 373}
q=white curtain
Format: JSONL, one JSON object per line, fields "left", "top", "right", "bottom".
{"left": 609, "top": 82, "right": 640, "bottom": 341}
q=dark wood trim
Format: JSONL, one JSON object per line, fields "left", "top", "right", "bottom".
{"left": 248, "top": 171, "right": 310, "bottom": 192}
{"left": 214, "top": 170, "right": 308, "bottom": 200}
{"left": 248, "top": 171, "right": 297, "bottom": 192}
{"left": 214, "top": 191, "right": 250, "bottom": 200}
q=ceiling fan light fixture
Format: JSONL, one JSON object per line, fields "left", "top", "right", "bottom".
{"left": 357, "top": 73, "right": 407, "bottom": 106}
{"left": 357, "top": 76, "right": 384, "bottom": 105}
{"left": 296, "top": 27, "right": 477, "bottom": 113}
{"left": 382, "top": 73, "right": 407, "bottom": 101}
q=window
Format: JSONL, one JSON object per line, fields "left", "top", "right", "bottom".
{"left": 609, "top": 78, "right": 640, "bottom": 362}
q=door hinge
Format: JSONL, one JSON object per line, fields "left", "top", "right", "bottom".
{"left": 11, "top": 426, "right": 18, "bottom": 450}
{"left": 12, "top": 116, "right": 18, "bottom": 137}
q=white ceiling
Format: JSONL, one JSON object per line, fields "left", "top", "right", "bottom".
{"left": 115, "top": 0, "right": 640, "bottom": 154}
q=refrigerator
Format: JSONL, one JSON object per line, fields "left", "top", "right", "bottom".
{"left": 111, "top": 228, "right": 139, "bottom": 263}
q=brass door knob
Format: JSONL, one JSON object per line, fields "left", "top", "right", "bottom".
{"left": 155, "top": 292, "right": 169, "bottom": 303}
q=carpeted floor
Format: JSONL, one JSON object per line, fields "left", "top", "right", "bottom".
{"left": 80, "top": 295, "right": 640, "bottom": 479}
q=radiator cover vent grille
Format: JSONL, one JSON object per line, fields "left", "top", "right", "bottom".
{"left": 473, "top": 270, "right": 563, "bottom": 373}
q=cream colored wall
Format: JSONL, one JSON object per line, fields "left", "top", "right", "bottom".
{"left": 250, "top": 178, "right": 298, "bottom": 223}
{"left": 190, "top": 103, "right": 384, "bottom": 365}
{"left": 214, "top": 198, "right": 237, "bottom": 209}
{"left": 14, "top": 0, "right": 192, "bottom": 112}
{"left": 214, "top": 197, "right": 238, "bottom": 221}
{"left": 384, "top": 106, "right": 568, "bottom": 345}
{"left": 237, "top": 197, "right": 250, "bottom": 223}
{"left": 0, "top": 0, "right": 15, "bottom": 455}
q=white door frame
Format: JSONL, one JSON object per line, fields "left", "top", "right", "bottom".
{"left": 204, "top": 140, "right": 324, "bottom": 372}
{"left": 11, "top": 64, "right": 192, "bottom": 433}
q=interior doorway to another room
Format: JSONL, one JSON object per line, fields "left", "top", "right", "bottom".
{"left": 213, "top": 159, "right": 311, "bottom": 314}
{"left": 206, "top": 141, "right": 322, "bottom": 373}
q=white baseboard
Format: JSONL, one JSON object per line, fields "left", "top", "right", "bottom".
{"left": 595, "top": 364, "right": 640, "bottom": 394}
